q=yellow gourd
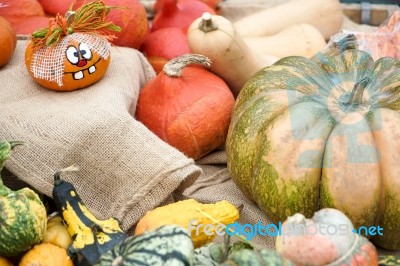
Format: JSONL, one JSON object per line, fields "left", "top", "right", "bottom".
{"left": 233, "top": 0, "right": 343, "bottom": 40}
{"left": 243, "top": 23, "right": 327, "bottom": 58}
{"left": 187, "top": 12, "right": 274, "bottom": 98}
{"left": 0, "top": 256, "right": 12, "bottom": 266}
{"left": 19, "top": 243, "right": 74, "bottom": 266}
{"left": 135, "top": 199, "right": 239, "bottom": 248}
{"left": 41, "top": 215, "right": 72, "bottom": 249}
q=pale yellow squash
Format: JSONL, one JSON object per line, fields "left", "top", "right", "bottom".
{"left": 243, "top": 23, "right": 327, "bottom": 58}
{"left": 233, "top": 0, "right": 343, "bottom": 40}
{"left": 41, "top": 215, "right": 72, "bottom": 249}
{"left": 187, "top": 12, "right": 274, "bottom": 98}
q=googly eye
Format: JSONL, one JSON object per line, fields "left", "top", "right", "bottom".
{"left": 66, "top": 45, "right": 79, "bottom": 64}
{"left": 79, "top": 43, "right": 92, "bottom": 60}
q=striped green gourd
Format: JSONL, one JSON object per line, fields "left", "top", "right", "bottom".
{"left": 226, "top": 47, "right": 400, "bottom": 250}
{"left": 0, "top": 141, "right": 47, "bottom": 257}
{"left": 96, "top": 225, "right": 194, "bottom": 266}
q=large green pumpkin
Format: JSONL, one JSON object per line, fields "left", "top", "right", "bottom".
{"left": 0, "top": 141, "right": 47, "bottom": 256}
{"left": 226, "top": 48, "right": 400, "bottom": 250}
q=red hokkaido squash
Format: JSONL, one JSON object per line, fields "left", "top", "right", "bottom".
{"left": 136, "top": 54, "right": 235, "bottom": 160}
{"left": 151, "top": 0, "right": 216, "bottom": 33}
{"left": 38, "top": 0, "right": 74, "bottom": 16}
{"left": 0, "top": 16, "right": 16, "bottom": 68}
{"left": 154, "top": 0, "right": 222, "bottom": 13}
{"left": 140, "top": 27, "right": 191, "bottom": 73}
{"left": 98, "top": 0, "right": 150, "bottom": 49}
{"left": 38, "top": 0, "right": 151, "bottom": 51}
{"left": 0, "top": 0, "right": 45, "bottom": 19}
{"left": 8, "top": 16, "right": 50, "bottom": 35}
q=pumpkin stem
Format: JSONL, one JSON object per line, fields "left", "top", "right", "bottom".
{"left": 198, "top": 12, "right": 218, "bottom": 32}
{"left": 54, "top": 165, "right": 80, "bottom": 186}
{"left": 163, "top": 54, "right": 212, "bottom": 77}
{"left": 345, "top": 76, "right": 370, "bottom": 108}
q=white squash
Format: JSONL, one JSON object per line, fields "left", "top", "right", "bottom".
{"left": 187, "top": 12, "right": 273, "bottom": 98}
{"left": 243, "top": 23, "right": 327, "bottom": 58}
{"left": 233, "top": 0, "right": 343, "bottom": 40}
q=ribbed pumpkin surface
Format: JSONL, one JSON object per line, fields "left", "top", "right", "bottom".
{"left": 0, "top": 142, "right": 47, "bottom": 257}
{"left": 226, "top": 49, "right": 400, "bottom": 250}
{"left": 0, "top": 187, "right": 47, "bottom": 256}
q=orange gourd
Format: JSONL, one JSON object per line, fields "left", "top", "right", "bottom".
{"left": 0, "top": 16, "right": 16, "bottom": 68}
{"left": 8, "top": 16, "right": 50, "bottom": 35}
{"left": 136, "top": 54, "right": 235, "bottom": 160}
{"left": 24, "top": 1, "right": 120, "bottom": 92}
{"left": 37, "top": 0, "right": 150, "bottom": 49}
{"left": 98, "top": 0, "right": 149, "bottom": 49}
{"left": 0, "top": 256, "right": 12, "bottom": 266}
{"left": 140, "top": 27, "right": 191, "bottom": 73}
{"left": 19, "top": 243, "right": 73, "bottom": 266}
{"left": 151, "top": 0, "right": 216, "bottom": 33}
{"left": 154, "top": 0, "right": 222, "bottom": 12}
{"left": 0, "top": 0, "right": 44, "bottom": 19}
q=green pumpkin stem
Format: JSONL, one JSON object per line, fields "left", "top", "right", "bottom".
{"left": 346, "top": 76, "right": 371, "bottom": 107}
{"left": 54, "top": 165, "right": 80, "bottom": 186}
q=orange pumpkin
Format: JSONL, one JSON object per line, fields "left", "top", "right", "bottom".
{"left": 7, "top": 15, "right": 50, "bottom": 35}
{"left": 19, "top": 243, "right": 73, "bottom": 266}
{"left": 39, "top": 0, "right": 150, "bottom": 49}
{"left": 24, "top": 1, "right": 119, "bottom": 91}
{"left": 0, "top": 256, "right": 12, "bottom": 266}
{"left": 136, "top": 54, "right": 235, "bottom": 159}
{"left": 0, "top": 16, "right": 16, "bottom": 68}
{"left": 25, "top": 33, "right": 111, "bottom": 91}
{"left": 0, "top": 0, "right": 45, "bottom": 19}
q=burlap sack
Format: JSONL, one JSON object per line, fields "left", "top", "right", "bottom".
{"left": 0, "top": 40, "right": 202, "bottom": 231}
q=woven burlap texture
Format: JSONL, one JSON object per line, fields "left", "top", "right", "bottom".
{"left": 0, "top": 41, "right": 201, "bottom": 231}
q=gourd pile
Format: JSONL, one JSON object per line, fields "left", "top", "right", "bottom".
{"left": 1, "top": 0, "right": 400, "bottom": 265}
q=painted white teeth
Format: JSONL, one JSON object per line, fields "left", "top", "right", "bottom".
{"left": 88, "top": 65, "right": 96, "bottom": 74}
{"left": 74, "top": 71, "right": 84, "bottom": 80}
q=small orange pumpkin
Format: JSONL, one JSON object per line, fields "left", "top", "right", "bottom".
{"left": 0, "top": 256, "right": 13, "bottom": 266}
{"left": 19, "top": 243, "right": 73, "bottom": 266}
{"left": 25, "top": 33, "right": 111, "bottom": 91}
{"left": 24, "top": 1, "right": 120, "bottom": 92}
{"left": 0, "top": 16, "right": 16, "bottom": 68}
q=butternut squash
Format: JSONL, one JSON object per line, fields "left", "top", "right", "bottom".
{"left": 243, "top": 23, "right": 327, "bottom": 58}
{"left": 233, "top": 0, "right": 343, "bottom": 40}
{"left": 187, "top": 12, "right": 274, "bottom": 98}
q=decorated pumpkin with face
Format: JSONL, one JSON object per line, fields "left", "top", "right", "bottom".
{"left": 24, "top": 0, "right": 120, "bottom": 92}
{"left": 25, "top": 32, "right": 111, "bottom": 91}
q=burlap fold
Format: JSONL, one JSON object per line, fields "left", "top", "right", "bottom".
{"left": 0, "top": 41, "right": 202, "bottom": 231}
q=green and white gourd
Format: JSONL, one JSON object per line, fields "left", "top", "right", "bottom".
{"left": 96, "top": 225, "right": 194, "bottom": 266}
{"left": 0, "top": 141, "right": 47, "bottom": 257}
